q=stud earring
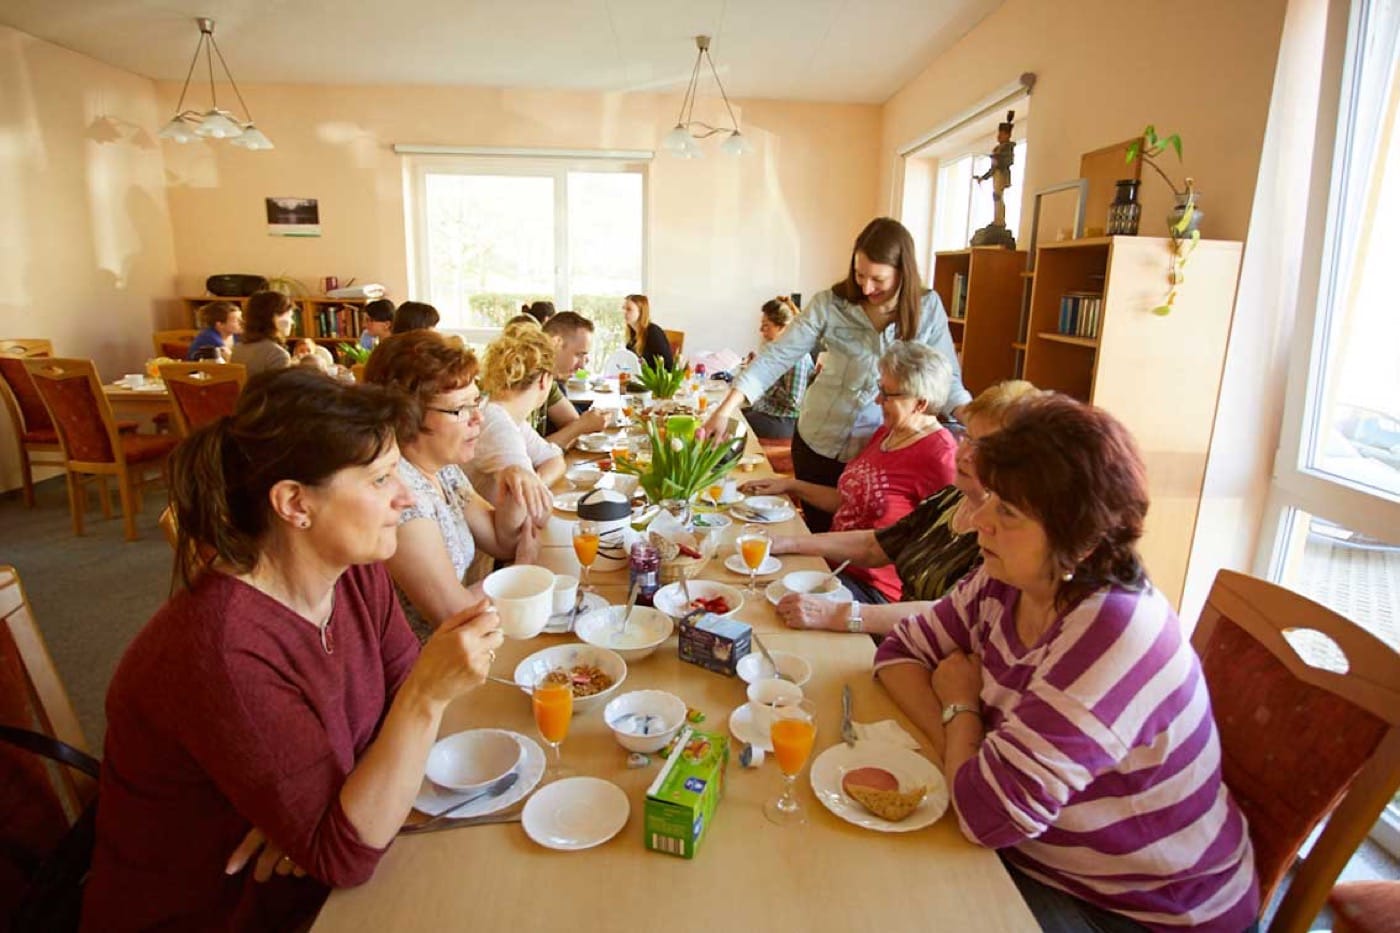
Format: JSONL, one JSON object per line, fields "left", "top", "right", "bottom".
{"left": 300, "top": 519, "right": 311, "bottom": 529}
{"left": 1061, "top": 569, "right": 1074, "bottom": 581}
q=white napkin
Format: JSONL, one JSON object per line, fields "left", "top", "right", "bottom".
{"left": 853, "top": 719, "right": 921, "bottom": 750}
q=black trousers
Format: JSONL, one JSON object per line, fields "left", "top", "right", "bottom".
{"left": 790, "top": 429, "right": 845, "bottom": 534}
{"left": 743, "top": 409, "right": 796, "bottom": 440}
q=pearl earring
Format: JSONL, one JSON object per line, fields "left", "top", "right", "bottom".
{"left": 1061, "top": 569, "right": 1074, "bottom": 581}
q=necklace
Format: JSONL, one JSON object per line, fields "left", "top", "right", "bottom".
{"left": 881, "top": 421, "right": 934, "bottom": 451}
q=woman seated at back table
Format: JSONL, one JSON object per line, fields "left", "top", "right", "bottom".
{"left": 467, "top": 325, "right": 567, "bottom": 505}
{"left": 874, "top": 394, "right": 1258, "bottom": 932}
{"left": 364, "top": 330, "right": 547, "bottom": 641}
{"left": 84, "top": 368, "right": 504, "bottom": 931}
{"left": 229, "top": 290, "right": 294, "bottom": 378}
{"left": 622, "top": 293, "right": 674, "bottom": 369}
{"left": 771, "top": 380, "right": 1041, "bottom": 635}
{"left": 740, "top": 342, "right": 957, "bottom": 604}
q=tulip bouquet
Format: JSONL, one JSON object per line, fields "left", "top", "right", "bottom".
{"left": 612, "top": 418, "right": 743, "bottom": 504}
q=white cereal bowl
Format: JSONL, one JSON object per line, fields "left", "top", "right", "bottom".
{"left": 603, "top": 690, "right": 688, "bottom": 753}
{"left": 652, "top": 580, "right": 744, "bottom": 620}
{"left": 513, "top": 643, "right": 627, "bottom": 716}
{"left": 782, "top": 570, "right": 841, "bottom": 597}
{"left": 425, "top": 729, "right": 524, "bottom": 794}
{"left": 565, "top": 464, "right": 603, "bottom": 490}
{"left": 736, "top": 650, "right": 813, "bottom": 687}
{"left": 574, "top": 606, "right": 674, "bottom": 662}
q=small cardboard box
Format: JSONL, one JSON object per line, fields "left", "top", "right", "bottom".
{"left": 644, "top": 727, "right": 728, "bottom": 859}
{"left": 678, "top": 613, "right": 751, "bottom": 676}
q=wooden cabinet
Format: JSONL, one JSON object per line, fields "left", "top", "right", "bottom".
{"left": 931, "top": 248, "right": 1025, "bottom": 396}
{"left": 178, "top": 296, "right": 380, "bottom": 347}
{"left": 1021, "top": 236, "right": 1243, "bottom": 608}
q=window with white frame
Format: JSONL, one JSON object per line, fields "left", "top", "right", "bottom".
{"left": 1260, "top": 0, "right": 1399, "bottom": 857}
{"left": 402, "top": 154, "right": 646, "bottom": 364}
{"left": 930, "top": 139, "right": 1027, "bottom": 253}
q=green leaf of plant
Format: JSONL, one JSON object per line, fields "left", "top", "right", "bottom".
{"left": 1167, "top": 134, "right": 1182, "bottom": 160}
{"left": 1150, "top": 304, "right": 1172, "bottom": 316}
{"left": 1143, "top": 124, "right": 1157, "bottom": 145}
{"left": 1125, "top": 141, "right": 1140, "bottom": 163}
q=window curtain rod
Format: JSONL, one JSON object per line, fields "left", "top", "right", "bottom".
{"left": 393, "top": 144, "right": 654, "bottom": 161}
{"left": 898, "top": 72, "right": 1037, "bottom": 158}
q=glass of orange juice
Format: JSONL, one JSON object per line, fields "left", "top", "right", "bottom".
{"left": 736, "top": 524, "right": 771, "bottom": 593}
{"left": 532, "top": 677, "right": 574, "bottom": 781}
{"left": 765, "top": 698, "right": 817, "bottom": 825}
{"left": 573, "top": 519, "right": 601, "bottom": 591}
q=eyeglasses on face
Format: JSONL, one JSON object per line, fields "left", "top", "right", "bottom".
{"left": 875, "top": 387, "right": 909, "bottom": 400}
{"left": 427, "top": 401, "right": 482, "bottom": 421}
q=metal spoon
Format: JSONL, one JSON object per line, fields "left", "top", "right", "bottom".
{"left": 753, "top": 633, "right": 793, "bottom": 682}
{"left": 824, "top": 560, "right": 852, "bottom": 590}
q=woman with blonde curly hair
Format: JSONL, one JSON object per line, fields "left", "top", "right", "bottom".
{"left": 364, "top": 331, "right": 544, "bottom": 641}
{"left": 467, "top": 325, "right": 566, "bottom": 506}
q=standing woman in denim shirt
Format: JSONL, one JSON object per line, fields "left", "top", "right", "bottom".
{"left": 703, "top": 217, "right": 970, "bottom": 531}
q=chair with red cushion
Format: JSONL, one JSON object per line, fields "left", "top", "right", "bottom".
{"left": 157, "top": 362, "right": 246, "bottom": 437}
{"left": 151, "top": 329, "right": 200, "bottom": 362}
{"left": 756, "top": 436, "right": 794, "bottom": 475}
{"left": 1193, "top": 570, "right": 1400, "bottom": 932}
{"left": 22, "top": 358, "right": 177, "bottom": 541}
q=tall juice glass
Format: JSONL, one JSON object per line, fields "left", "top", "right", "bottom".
{"left": 532, "top": 679, "right": 573, "bottom": 781}
{"left": 765, "top": 699, "right": 817, "bottom": 825}
{"left": 573, "top": 519, "right": 601, "bottom": 591}
{"left": 736, "top": 525, "right": 771, "bottom": 593}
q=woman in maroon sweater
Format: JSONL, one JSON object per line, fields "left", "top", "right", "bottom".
{"left": 83, "top": 368, "right": 505, "bottom": 931}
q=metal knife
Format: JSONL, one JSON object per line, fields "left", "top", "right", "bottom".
{"left": 565, "top": 586, "right": 586, "bottom": 633}
{"left": 399, "top": 810, "right": 524, "bottom": 836}
{"left": 841, "top": 684, "right": 857, "bottom": 747}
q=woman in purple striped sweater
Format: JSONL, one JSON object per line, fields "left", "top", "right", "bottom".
{"left": 874, "top": 395, "right": 1259, "bottom": 932}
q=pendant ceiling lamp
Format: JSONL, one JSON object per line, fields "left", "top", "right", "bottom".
{"left": 157, "top": 18, "right": 273, "bottom": 150}
{"left": 661, "top": 35, "right": 751, "bottom": 158}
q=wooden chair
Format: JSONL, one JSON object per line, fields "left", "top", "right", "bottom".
{"left": 1193, "top": 569, "right": 1400, "bottom": 933}
{"left": 22, "top": 358, "right": 178, "bottom": 541}
{"left": 0, "top": 565, "right": 96, "bottom": 918}
{"left": 0, "top": 339, "right": 63, "bottom": 508}
{"left": 151, "top": 329, "right": 200, "bottom": 361}
{"left": 663, "top": 328, "right": 685, "bottom": 359}
{"left": 157, "top": 362, "right": 246, "bottom": 436}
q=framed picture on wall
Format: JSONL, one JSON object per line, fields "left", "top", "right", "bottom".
{"left": 266, "top": 197, "right": 320, "bottom": 237}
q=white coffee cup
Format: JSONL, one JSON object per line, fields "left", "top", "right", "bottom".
{"left": 483, "top": 566, "right": 555, "bottom": 639}
{"left": 121, "top": 373, "right": 145, "bottom": 388}
{"left": 551, "top": 574, "right": 579, "bottom": 615}
{"left": 746, "top": 678, "right": 804, "bottom": 733}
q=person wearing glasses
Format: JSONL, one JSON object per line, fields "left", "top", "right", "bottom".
{"left": 768, "top": 381, "right": 1041, "bottom": 634}
{"left": 467, "top": 325, "right": 567, "bottom": 509}
{"left": 363, "top": 331, "right": 544, "bottom": 641}
{"left": 739, "top": 343, "right": 958, "bottom": 604}
{"left": 704, "top": 217, "right": 971, "bottom": 532}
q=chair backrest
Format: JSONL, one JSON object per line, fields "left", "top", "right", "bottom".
{"left": 1192, "top": 569, "right": 1400, "bottom": 933}
{"left": 0, "top": 339, "right": 56, "bottom": 436}
{"left": 157, "top": 362, "right": 246, "bottom": 436}
{"left": 21, "top": 358, "right": 124, "bottom": 468}
{"left": 152, "top": 329, "right": 200, "bottom": 360}
{"left": 602, "top": 348, "right": 641, "bottom": 379}
{"left": 351, "top": 363, "right": 366, "bottom": 382}
{"left": 663, "top": 328, "right": 685, "bottom": 358}
{"left": 0, "top": 566, "right": 94, "bottom": 912}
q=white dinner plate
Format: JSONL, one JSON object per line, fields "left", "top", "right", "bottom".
{"left": 765, "top": 579, "right": 854, "bottom": 606}
{"left": 414, "top": 730, "right": 545, "bottom": 818}
{"left": 730, "top": 497, "right": 796, "bottom": 524}
{"left": 809, "top": 742, "right": 948, "bottom": 833}
{"left": 552, "top": 491, "right": 585, "bottom": 512}
{"left": 723, "top": 554, "right": 782, "bottom": 577}
{"left": 727, "top": 702, "right": 773, "bottom": 752}
{"left": 542, "top": 591, "right": 609, "bottom": 633}
{"left": 521, "top": 776, "right": 630, "bottom": 851}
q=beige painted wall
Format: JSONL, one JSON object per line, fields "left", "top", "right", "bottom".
{"left": 158, "top": 84, "right": 881, "bottom": 358}
{"left": 0, "top": 25, "right": 179, "bottom": 494}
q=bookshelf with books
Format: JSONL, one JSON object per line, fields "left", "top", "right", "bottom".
{"left": 930, "top": 247, "right": 1025, "bottom": 395}
{"left": 1020, "top": 236, "right": 1244, "bottom": 607}
{"left": 177, "top": 295, "right": 382, "bottom": 348}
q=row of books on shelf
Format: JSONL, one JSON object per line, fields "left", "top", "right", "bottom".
{"left": 949, "top": 272, "right": 970, "bottom": 320}
{"left": 313, "top": 306, "right": 366, "bottom": 340}
{"left": 1057, "top": 291, "right": 1103, "bottom": 340}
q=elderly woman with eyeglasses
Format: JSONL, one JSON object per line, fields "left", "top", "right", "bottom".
{"left": 740, "top": 342, "right": 958, "bottom": 604}
{"left": 363, "top": 331, "right": 544, "bottom": 641}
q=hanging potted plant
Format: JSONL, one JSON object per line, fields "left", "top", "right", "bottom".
{"left": 1126, "top": 125, "right": 1202, "bottom": 315}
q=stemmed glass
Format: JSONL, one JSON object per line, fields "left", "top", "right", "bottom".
{"left": 764, "top": 698, "right": 817, "bottom": 825}
{"left": 573, "top": 519, "right": 601, "bottom": 592}
{"left": 531, "top": 678, "right": 573, "bottom": 782}
{"left": 736, "top": 524, "right": 771, "bottom": 593}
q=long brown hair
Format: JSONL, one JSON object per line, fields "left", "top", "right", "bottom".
{"left": 625, "top": 294, "right": 651, "bottom": 356}
{"left": 242, "top": 290, "right": 294, "bottom": 345}
{"left": 168, "top": 368, "right": 415, "bottom": 588}
{"left": 831, "top": 217, "right": 924, "bottom": 340}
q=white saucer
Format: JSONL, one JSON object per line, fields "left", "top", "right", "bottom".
{"left": 727, "top": 702, "right": 773, "bottom": 752}
{"left": 701, "top": 489, "right": 745, "bottom": 507}
{"left": 577, "top": 433, "right": 616, "bottom": 453}
{"left": 723, "top": 554, "right": 782, "bottom": 577}
{"left": 809, "top": 742, "right": 948, "bottom": 832}
{"left": 414, "top": 730, "right": 545, "bottom": 818}
{"left": 729, "top": 497, "right": 796, "bottom": 524}
{"left": 542, "top": 592, "right": 609, "bottom": 633}
{"left": 765, "top": 579, "right": 854, "bottom": 606}
{"left": 552, "top": 491, "right": 584, "bottom": 512}
{"left": 521, "top": 776, "right": 630, "bottom": 851}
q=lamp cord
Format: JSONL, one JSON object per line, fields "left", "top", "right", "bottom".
{"left": 171, "top": 32, "right": 205, "bottom": 116}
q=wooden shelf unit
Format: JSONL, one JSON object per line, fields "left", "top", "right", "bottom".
{"left": 1021, "top": 235, "right": 1244, "bottom": 609}
{"left": 931, "top": 247, "right": 1026, "bottom": 396}
{"left": 178, "top": 295, "right": 381, "bottom": 347}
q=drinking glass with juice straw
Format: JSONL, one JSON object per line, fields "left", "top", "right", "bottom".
{"left": 765, "top": 698, "right": 816, "bottom": 825}
{"left": 736, "top": 524, "right": 771, "bottom": 592}
{"left": 573, "top": 519, "right": 601, "bottom": 591}
{"left": 532, "top": 679, "right": 573, "bottom": 781}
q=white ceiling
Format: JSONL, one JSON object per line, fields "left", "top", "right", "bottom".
{"left": 0, "top": 0, "right": 1002, "bottom": 104}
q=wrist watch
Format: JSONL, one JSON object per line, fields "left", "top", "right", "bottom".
{"left": 941, "top": 702, "right": 979, "bottom": 726}
{"left": 845, "top": 601, "right": 863, "bottom": 633}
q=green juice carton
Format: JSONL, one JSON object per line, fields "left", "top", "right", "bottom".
{"left": 644, "top": 727, "right": 728, "bottom": 858}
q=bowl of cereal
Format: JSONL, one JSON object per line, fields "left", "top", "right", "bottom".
{"left": 513, "top": 643, "right": 627, "bottom": 716}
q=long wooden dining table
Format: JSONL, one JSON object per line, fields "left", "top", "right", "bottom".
{"left": 313, "top": 409, "right": 1036, "bottom": 932}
